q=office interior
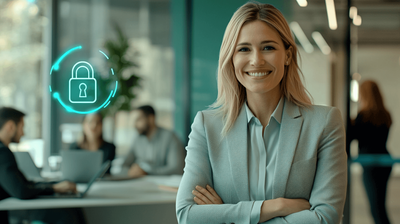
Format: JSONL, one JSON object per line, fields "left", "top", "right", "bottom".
{"left": 0, "top": 0, "right": 399, "bottom": 223}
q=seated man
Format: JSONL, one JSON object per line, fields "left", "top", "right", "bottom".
{"left": 0, "top": 107, "right": 84, "bottom": 224}
{"left": 122, "top": 105, "right": 185, "bottom": 178}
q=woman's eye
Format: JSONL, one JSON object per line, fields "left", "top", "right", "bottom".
{"left": 263, "top": 46, "right": 275, "bottom": 51}
{"left": 238, "top": 47, "right": 250, "bottom": 52}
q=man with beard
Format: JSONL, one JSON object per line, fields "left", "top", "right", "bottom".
{"left": 0, "top": 107, "right": 85, "bottom": 224}
{"left": 122, "top": 105, "right": 185, "bottom": 178}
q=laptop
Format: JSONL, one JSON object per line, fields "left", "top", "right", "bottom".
{"left": 61, "top": 150, "right": 103, "bottom": 183}
{"left": 38, "top": 161, "right": 110, "bottom": 199}
{"left": 13, "top": 151, "right": 46, "bottom": 182}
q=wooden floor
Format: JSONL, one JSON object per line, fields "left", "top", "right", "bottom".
{"left": 351, "top": 163, "right": 400, "bottom": 224}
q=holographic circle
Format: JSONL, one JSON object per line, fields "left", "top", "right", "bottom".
{"left": 49, "top": 46, "right": 118, "bottom": 114}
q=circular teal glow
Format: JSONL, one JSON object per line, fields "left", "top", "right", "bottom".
{"left": 50, "top": 46, "right": 82, "bottom": 75}
{"left": 50, "top": 47, "right": 117, "bottom": 114}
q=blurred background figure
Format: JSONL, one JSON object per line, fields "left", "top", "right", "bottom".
{"left": 0, "top": 107, "right": 85, "bottom": 224}
{"left": 349, "top": 80, "right": 392, "bottom": 224}
{"left": 69, "top": 113, "right": 116, "bottom": 174}
{"left": 122, "top": 105, "right": 184, "bottom": 178}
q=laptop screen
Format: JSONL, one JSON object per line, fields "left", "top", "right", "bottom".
{"left": 81, "top": 161, "right": 110, "bottom": 197}
{"left": 13, "top": 152, "right": 43, "bottom": 181}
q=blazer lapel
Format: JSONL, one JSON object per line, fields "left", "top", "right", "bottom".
{"left": 226, "top": 104, "right": 250, "bottom": 201}
{"left": 272, "top": 98, "right": 304, "bottom": 198}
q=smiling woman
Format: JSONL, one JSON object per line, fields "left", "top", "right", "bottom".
{"left": 176, "top": 2, "right": 347, "bottom": 224}
{"left": 232, "top": 20, "right": 292, "bottom": 131}
{"left": 212, "top": 3, "right": 313, "bottom": 136}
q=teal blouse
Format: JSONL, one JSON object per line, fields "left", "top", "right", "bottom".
{"left": 245, "top": 96, "right": 284, "bottom": 223}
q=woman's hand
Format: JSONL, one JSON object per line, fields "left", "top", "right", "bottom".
{"left": 259, "top": 198, "right": 311, "bottom": 223}
{"left": 276, "top": 198, "right": 311, "bottom": 217}
{"left": 192, "top": 185, "right": 223, "bottom": 205}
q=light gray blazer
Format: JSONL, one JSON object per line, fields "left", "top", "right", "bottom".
{"left": 176, "top": 97, "right": 348, "bottom": 224}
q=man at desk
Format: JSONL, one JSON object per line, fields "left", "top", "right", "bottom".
{"left": 122, "top": 105, "right": 185, "bottom": 178}
{"left": 0, "top": 107, "right": 84, "bottom": 224}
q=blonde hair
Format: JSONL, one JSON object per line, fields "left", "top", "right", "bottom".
{"left": 210, "top": 2, "right": 313, "bottom": 136}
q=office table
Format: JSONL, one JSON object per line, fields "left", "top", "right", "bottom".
{"left": 350, "top": 154, "right": 400, "bottom": 166}
{"left": 0, "top": 176, "right": 179, "bottom": 224}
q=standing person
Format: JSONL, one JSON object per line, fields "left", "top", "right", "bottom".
{"left": 122, "top": 105, "right": 185, "bottom": 177}
{"left": 176, "top": 3, "right": 347, "bottom": 224}
{"left": 0, "top": 107, "right": 85, "bottom": 224}
{"left": 349, "top": 80, "right": 392, "bottom": 224}
{"left": 69, "top": 113, "right": 116, "bottom": 174}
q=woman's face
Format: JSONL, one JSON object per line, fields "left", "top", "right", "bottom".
{"left": 232, "top": 20, "right": 291, "bottom": 96}
{"left": 83, "top": 114, "right": 102, "bottom": 139}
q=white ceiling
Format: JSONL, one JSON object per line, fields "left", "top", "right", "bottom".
{"left": 292, "top": 0, "right": 400, "bottom": 45}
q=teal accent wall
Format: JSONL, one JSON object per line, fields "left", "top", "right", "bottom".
{"left": 171, "top": 0, "right": 189, "bottom": 142}
{"left": 172, "top": 0, "right": 292, "bottom": 142}
{"left": 191, "top": 0, "right": 243, "bottom": 119}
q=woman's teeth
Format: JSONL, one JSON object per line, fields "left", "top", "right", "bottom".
{"left": 247, "top": 71, "right": 271, "bottom": 77}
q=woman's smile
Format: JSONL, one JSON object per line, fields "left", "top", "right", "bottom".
{"left": 246, "top": 70, "right": 272, "bottom": 77}
{"left": 245, "top": 70, "right": 272, "bottom": 77}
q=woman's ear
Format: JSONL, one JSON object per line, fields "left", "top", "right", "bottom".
{"left": 285, "top": 46, "right": 293, "bottom": 66}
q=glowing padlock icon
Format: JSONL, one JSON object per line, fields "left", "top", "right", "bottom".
{"left": 69, "top": 61, "right": 97, "bottom": 103}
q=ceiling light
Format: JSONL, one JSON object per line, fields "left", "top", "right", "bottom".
{"left": 290, "top": 22, "right": 314, "bottom": 53}
{"left": 296, "top": 0, "right": 308, "bottom": 7}
{"left": 312, "top": 32, "right": 331, "bottom": 55}
{"left": 349, "top": 6, "right": 357, "bottom": 19}
{"left": 351, "top": 80, "right": 359, "bottom": 102}
{"left": 325, "top": 0, "right": 338, "bottom": 30}
{"left": 353, "top": 15, "right": 362, "bottom": 26}
{"left": 29, "top": 4, "right": 39, "bottom": 16}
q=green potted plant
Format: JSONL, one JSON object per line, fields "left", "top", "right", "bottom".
{"left": 100, "top": 24, "right": 141, "bottom": 143}
{"left": 101, "top": 24, "right": 141, "bottom": 116}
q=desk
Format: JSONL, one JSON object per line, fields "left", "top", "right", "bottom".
{"left": 350, "top": 154, "right": 400, "bottom": 166}
{"left": 0, "top": 176, "right": 178, "bottom": 224}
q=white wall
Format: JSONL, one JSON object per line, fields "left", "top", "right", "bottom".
{"left": 298, "top": 48, "right": 331, "bottom": 106}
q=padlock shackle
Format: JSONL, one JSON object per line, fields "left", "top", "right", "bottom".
{"left": 71, "top": 61, "right": 95, "bottom": 79}
{"left": 76, "top": 66, "right": 90, "bottom": 78}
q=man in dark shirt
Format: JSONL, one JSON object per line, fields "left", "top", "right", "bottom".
{"left": 0, "top": 107, "right": 80, "bottom": 223}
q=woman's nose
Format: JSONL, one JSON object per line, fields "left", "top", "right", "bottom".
{"left": 250, "top": 50, "right": 266, "bottom": 66}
